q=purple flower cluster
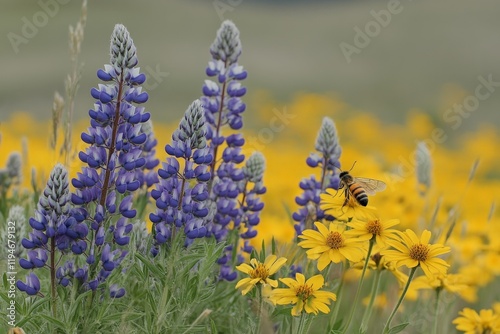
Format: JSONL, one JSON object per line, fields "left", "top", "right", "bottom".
{"left": 217, "top": 152, "right": 267, "bottom": 280}
{"left": 200, "top": 21, "right": 263, "bottom": 280}
{"left": 150, "top": 100, "right": 213, "bottom": 254}
{"left": 69, "top": 24, "right": 154, "bottom": 295}
{"left": 17, "top": 164, "right": 84, "bottom": 295}
{"left": 293, "top": 117, "right": 342, "bottom": 236}
{"left": 200, "top": 21, "right": 247, "bottom": 202}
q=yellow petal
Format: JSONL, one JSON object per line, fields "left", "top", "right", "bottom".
{"left": 235, "top": 263, "right": 253, "bottom": 274}
{"left": 264, "top": 254, "right": 277, "bottom": 268}
{"left": 268, "top": 257, "right": 287, "bottom": 274}
{"left": 306, "top": 275, "right": 325, "bottom": 290}
{"left": 420, "top": 230, "right": 431, "bottom": 244}
{"left": 314, "top": 221, "right": 330, "bottom": 237}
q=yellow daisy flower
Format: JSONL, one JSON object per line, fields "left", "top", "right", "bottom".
{"left": 410, "top": 272, "right": 470, "bottom": 295}
{"left": 270, "top": 273, "right": 337, "bottom": 316}
{"left": 320, "top": 189, "right": 377, "bottom": 221}
{"left": 345, "top": 217, "right": 400, "bottom": 248}
{"left": 381, "top": 229, "right": 451, "bottom": 279}
{"left": 298, "top": 222, "right": 366, "bottom": 271}
{"left": 453, "top": 308, "right": 500, "bottom": 334}
{"left": 235, "top": 255, "right": 287, "bottom": 295}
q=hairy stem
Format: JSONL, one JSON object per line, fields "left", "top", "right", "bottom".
{"left": 382, "top": 266, "right": 418, "bottom": 333}
{"left": 342, "top": 239, "right": 374, "bottom": 333}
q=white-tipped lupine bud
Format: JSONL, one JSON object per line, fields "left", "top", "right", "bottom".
{"left": 244, "top": 152, "right": 266, "bottom": 183}
{"left": 173, "top": 100, "right": 207, "bottom": 149}
{"left": 39, "top": 163, "right": 70, "bottom": 216}
{"left": 6, "top": 152, "right": 22, "bottom": 179}
{"left": 110, "top": 24, "right": 138, "bottom": 74}
{"left": 210, "top": 20, "right": 242, "bottom": 65}
{"left": 1, "top": 205, "right": 27, "bottom": 258}
{"left": 416, "top": 141, "right": 432, "bottom": 195}
{"left": 315, "top": 117, "right": 341, "bottom": 162}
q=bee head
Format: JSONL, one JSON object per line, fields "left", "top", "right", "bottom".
{"left": 339, "top": 171, "right": 349, "bottom": 178}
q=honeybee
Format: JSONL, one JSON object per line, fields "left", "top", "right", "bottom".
{"left": 339, "top": 168, "right": 386, "bottom": 207}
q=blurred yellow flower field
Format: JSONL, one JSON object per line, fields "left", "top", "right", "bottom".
{"left": 1, "top": 92, "right": 499, "bottom": 244}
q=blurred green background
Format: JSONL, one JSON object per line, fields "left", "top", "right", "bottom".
{"left": 1, "top": 0, "right": 499, "bottom": 129}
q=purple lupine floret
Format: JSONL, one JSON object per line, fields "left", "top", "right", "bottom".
{"left": 293, "top": 117, "right": 342, "bottom": 236}
{"left": 150, "top": 100, "right": 213, "bottom": 253}
{"left": 56, "top": 261, "right": 76, "bottom": 287}
{"left": 110, "top": 284, "right": 126, "bottom": 298}
{"left": 68, "top": 24, "right": 154, "bottom": 294}
{"left": 17, "top": 272, "right": 40, "bottom": 296}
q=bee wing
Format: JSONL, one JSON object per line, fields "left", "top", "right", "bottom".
{"left": 354, "top": 177, "right": 386, "bottom": 195}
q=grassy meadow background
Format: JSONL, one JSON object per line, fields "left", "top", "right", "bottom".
{"left": 1, "top": 0, "right": 500, "bottom": 333}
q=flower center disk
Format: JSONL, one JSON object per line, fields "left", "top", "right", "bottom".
{"left": 326, "top": 232, "right": 344, "bottom": 249}
{"left": 296, "top": 284, "right": 313, "bottom": 302}
{"left": 409, "top": 243, "right": 429, "bottom": 262}
{"left": 366, "top": 219, "right": 382, "bottom": 235}
{"left": 250, "top": 263, "right": 269, "bottom": 280}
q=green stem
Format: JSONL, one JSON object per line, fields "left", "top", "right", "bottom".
{"left": 342, "top": 239, "right": 374, "bottom": 333}
{"left": 433, "top": 289, "right": 442, "bottom": 334}
{"left": 359, "top": 269, "right": 383, "bottom": 332}
{"left": 329, "top": 262, "right": 346, "bottom": 330}
{"left": 296, "top": 312, "right": 306, "bottom": 334}
{"left": 382, "top": 266, "right": 418, "bottom": 333}
{"left": 255, "top": 285, "right": 264, "bottom": 334}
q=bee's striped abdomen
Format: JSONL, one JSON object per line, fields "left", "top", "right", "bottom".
{"left": 349, "top": 183, "right": 368, "bottom": 206}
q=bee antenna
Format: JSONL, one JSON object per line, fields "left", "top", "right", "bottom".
{"left": 349, "top": 161, "right": 357, "bottom": 172}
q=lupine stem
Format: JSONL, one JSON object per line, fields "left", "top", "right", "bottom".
{"left": 433, "top": 289, "right": 442, "bottom": 334}
{"left": 208, "top": 60, "right": 228, "bottom": 192}
{"left": 382, "top": 266, "right": 418, "bottom": 333}
{"left": 342, "top": 239, "right": 374, "bottom": 333}
{"left": 99, "top": 72, "right": 124, "bottom": 208}
{"left": 360, "top": 269, "right": 383, "bottom": 332}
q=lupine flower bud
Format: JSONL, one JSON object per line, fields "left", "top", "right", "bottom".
{"left": 293, "top": 117, "right": 341, "bottom": 236}
{"left": 0, "top": 152, "right": 22, "bottom": 190}
{"left": 243, "top": 152, "right": 265, "bottom": 183}
{"left": 210, "top": 20, "right": 242, "bottom": 65}
{"left": 1, "top": 205, "right": 26, "bottom": 258}
{"left": 110, "top": 24, "right": 138, "bottom": 74}
{"left": 315, "top": 117, "right": 341, "bottom": 161}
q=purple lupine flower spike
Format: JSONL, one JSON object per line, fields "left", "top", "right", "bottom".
{"left": 69, "top": 24, "right": 152, "bottom": 295}
{"left": 293, "top": 117, "right": 342, "bottom": 236}
{"left": 218, "top": 152, "right": 267, "bottom": 280}
{"left": 201, "top": 21, "right": 257, "bottom": 280}
{"left": 150, "top": 100, "right": 213, "bottom": 253}
{"left": 17, "top": 163, "right": 85, "bottom": 295}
